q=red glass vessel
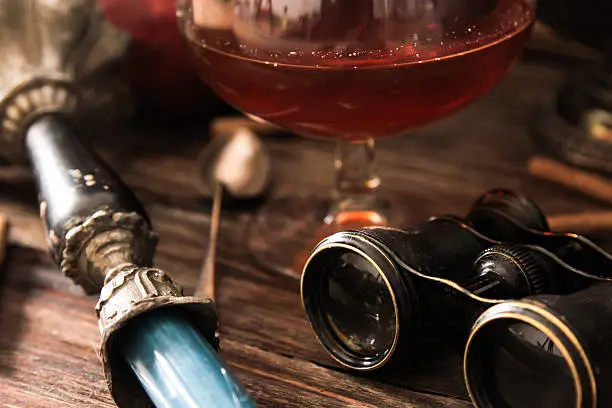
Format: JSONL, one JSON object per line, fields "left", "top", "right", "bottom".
{"left": 187, "top": 0, "right": 532, "bottom": 140}
{"left": 178, "top": 0, "right": 536, "bottom": 275}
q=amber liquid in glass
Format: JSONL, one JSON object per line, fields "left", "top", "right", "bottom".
{"left": 186, "top": 0, "right": 534, "bottom": 140}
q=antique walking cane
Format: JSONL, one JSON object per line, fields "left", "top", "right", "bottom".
{"left": 0, "top": 1, "right": 254, "bottom": 406}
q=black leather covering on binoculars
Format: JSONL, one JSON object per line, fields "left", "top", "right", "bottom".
{"left": 359, "top": 219, "right": 486, "bottom": 283}
{"left": 531, "top": 282, "right": 612, "bottom": 407}
{"left": 356, "top": 221, "right": 494, "bottom": 343}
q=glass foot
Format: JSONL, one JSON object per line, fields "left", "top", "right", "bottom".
{"left": 247, "top": 194, "right": 402, "bottom": 279}
{"left": 323, "top": 194, "right": 393, "bottom": 226}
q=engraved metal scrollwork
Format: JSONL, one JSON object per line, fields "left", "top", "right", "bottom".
{"left": 95, "top": 264, "right": 219, "bottom": 407}
{"left": 62, "top": 209, "right": 157, "bottom": 295}
{"left": 96, "top": 265, "right": 184, "bottom": 331}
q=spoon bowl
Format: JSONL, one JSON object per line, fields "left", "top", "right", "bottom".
{"left": 197, "top": 126, "right": 271, "bottom": 199}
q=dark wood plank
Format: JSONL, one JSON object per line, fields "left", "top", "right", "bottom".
{"left": 0, "top": 248, "right": 112, "bottom": 407}
{"left": 223, "top": 340, "right": 472, "bottom": 408}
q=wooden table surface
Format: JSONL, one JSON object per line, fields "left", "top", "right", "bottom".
{"left": 0, "top": 53, "right": 607, "bottom": 407}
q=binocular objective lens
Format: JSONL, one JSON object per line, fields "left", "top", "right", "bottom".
{"left": 319, "top": 250, "right": 397, "bottom": 358}
{"left": 467, "top": 319, "right": 575, "bottom": 408}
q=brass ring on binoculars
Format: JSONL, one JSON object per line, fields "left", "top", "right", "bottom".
{"left": 464, "top": 300, "right": 596, "bottom": 408}
{"left": 300, "top": 239, "right": 402, "bottom": 371}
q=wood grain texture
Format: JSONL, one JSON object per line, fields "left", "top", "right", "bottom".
{"left": 528, "top": 156, "right": 612, "bottom": 204}
{"left": 0, "top": 57, "right": 609, "bottom": 407}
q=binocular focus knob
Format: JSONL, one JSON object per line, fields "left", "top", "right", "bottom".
{"left": 474, "top": 245, "right": 547, "bottom": 298}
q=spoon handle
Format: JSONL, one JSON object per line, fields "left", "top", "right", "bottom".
{"left": 197, "top": 182, "right": 223, "bottom": 300}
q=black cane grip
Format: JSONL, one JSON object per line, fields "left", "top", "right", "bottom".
{"left": 25, "top": 114, "right": 148, "bottom": 255}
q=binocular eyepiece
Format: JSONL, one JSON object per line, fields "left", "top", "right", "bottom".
{"left": 300, "top": 189, "right": 612, "bottom": 408}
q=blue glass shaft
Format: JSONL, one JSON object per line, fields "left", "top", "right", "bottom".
{"left": 119, "top": 308, "right": 256, "bottom": 408}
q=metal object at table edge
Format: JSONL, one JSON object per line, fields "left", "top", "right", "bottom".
{"left": 0, "top": 0, "right": 133, "bottom": 166}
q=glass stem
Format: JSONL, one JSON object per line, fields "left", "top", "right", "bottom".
{"left": 326, "top": 138, "right": 386, "bottom": 225}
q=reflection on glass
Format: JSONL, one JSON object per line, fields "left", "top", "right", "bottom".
{"left": 476, "top": 321, "right": 575, "bottom": 408}
{"left": 508, "top": 322, "right": 563, "bottom": 357}
{"left": 320, "top": 251, "right": 397, "bottom": 357}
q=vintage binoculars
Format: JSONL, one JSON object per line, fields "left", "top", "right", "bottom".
{"left": 300, "top": 189, "right": 612, "bottom": 408}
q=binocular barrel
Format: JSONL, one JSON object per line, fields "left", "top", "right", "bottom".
{"left": 465, "top": 281, "right": 612, "bottom": 408}
{"left": 301, "top": 218, "right": 495, "bottom": 371}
